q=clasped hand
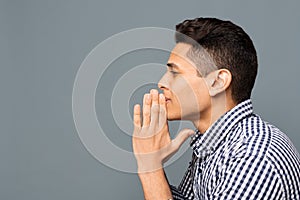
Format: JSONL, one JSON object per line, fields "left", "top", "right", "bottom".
{"left": 132, "top": 89, "right": 194, "bottom": 173}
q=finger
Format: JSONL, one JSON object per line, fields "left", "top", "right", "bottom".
{"left": 142, "top": 94, "right": 151, "bottom": 127}
{"left": 150, "top": 89, "right": 159, "bottom": 127}
{"left": 158, "top": 93, "right": 167, "bottom": 127}
{"left": 133, "top": 104, "right": 141, "bottom": 132}
{"left": 151, "top": 89, "right": 159, "bottom": 105}
{"left": 172, "top": 128, "right": 194, "bottom": 151}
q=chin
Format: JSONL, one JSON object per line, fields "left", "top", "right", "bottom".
{"left": 167, "top": 113, "right": 182, "bottom": 121}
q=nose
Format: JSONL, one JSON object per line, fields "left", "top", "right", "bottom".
{"left": 158, "top": 73, "right": 168, "bottom": 90}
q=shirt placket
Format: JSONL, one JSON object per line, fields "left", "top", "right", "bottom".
{"left": 192, "top": 153, "right": 204, "bottom": 200}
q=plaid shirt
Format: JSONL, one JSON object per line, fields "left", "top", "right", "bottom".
{"left": 170, "top": 99, "right": 300, "bottom": 199}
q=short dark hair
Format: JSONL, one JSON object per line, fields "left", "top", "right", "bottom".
{"left": 175, "top": 17, "right": 258, "bottom": 104}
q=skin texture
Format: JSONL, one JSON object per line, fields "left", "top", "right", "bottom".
{"left": 132, "top": 43, "right": 236, "bottom": 199}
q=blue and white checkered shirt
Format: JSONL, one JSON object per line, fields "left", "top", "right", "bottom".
{"left": 170, "top": 99, "right": 300, "bottom": 199}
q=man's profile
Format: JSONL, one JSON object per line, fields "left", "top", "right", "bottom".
{"left": 132, "top": 17, "right": 300, "bottom": 199}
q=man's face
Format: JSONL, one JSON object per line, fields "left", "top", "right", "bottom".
{"left": 158, "top": 43, "right": 211, "bottom": 121}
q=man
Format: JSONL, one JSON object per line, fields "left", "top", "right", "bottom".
{"left": 132, "top": 17, "right": 300, "bottom": 199}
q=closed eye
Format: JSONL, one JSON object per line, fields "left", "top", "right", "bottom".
{"left": 167, "top": 63, "right": 180, "bottom": 76}
{"left": 169, "top": 70, "right": 179, "bottom": 75}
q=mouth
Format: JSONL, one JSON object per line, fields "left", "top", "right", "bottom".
{"left": 165, "top": 97, "right": 171, "bottom": 104}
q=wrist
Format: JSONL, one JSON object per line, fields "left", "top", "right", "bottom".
{"left": 138, "top": 167, "right": 165, "bottom": 178}
{"left": 137, "top": 169, "right": 172, "bottom": 200}
{"left": 136, "top": 156, "right": 163, "bottom": 173}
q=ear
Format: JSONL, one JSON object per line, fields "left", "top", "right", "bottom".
{"left": 206, "top": 69, "right": 232, "bottom": 97}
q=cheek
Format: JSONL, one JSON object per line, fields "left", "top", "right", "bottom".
{"left": 172, "top": 80, "right": 200, "bottom": 106}
{"left": 175, "top": 79, "right": 209, "bottom": 107}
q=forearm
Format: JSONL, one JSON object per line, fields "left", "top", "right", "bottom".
{"left": 138, "top": 169, "right": 173, "bottom": 200}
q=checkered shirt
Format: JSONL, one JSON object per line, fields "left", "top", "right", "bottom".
{"left": 170, "top": 99, "right": 300, "bottom": 199}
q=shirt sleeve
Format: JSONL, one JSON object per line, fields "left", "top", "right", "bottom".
{"left": 210, "top": 154, "right": 283, "bottom": 200}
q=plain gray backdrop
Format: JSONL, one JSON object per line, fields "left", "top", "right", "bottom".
{"left": 1, "top": 0, "right": 300, "bottom": 199}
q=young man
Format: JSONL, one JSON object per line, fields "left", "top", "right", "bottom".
{"left": 132, "top": 18, "right": 300, "bottom": 199}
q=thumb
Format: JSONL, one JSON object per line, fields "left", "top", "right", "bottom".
{"left": 172, "top": 128, "right": 194, "bottom": 151}
{"left": 161, "top": 128, "right": 195, "bottom": 164}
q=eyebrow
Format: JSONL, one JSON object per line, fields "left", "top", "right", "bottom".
{"left": 167, "top": 63, "right": 180, "bottom": 69}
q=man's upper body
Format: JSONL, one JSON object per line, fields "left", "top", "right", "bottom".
{"left": 132, "top": 17, "right": 300, "bottom": 199}
{"left": 171, "top": 99, "right": 300, "bottom": 199}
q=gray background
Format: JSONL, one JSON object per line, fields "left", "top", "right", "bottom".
{"left": 1, "top": 0, "right": 300, "bottom": 199}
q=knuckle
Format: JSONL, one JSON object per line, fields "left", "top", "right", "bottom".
{"left": 151, "top": 105, "right": 160, "bottom": 113}
{"left": 143, "top": 110, "right": 150, "bottom": 116}
{"left": 159, "top": 108, "right": 166, "bottom": 115}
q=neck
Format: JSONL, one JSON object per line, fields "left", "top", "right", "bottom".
{"left": 193, "top": 95, "right": 236, "bottom": 134}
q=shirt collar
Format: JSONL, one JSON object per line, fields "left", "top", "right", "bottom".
{"left": 190, "top": 99, "right": 253, "bottom": 158}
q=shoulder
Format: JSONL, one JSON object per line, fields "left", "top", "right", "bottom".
{"left": 234, "top": 113, "right": 300, "bottom": 163}
{"left": 229, "top": 113, "right": 300, "bottom": 198}
{"left": 238, "top": 113, "right": 299, "bottom": 160}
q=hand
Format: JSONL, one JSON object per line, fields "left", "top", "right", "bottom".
{"left": 132, "top": 89, "right": 194, "bottom": 173}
